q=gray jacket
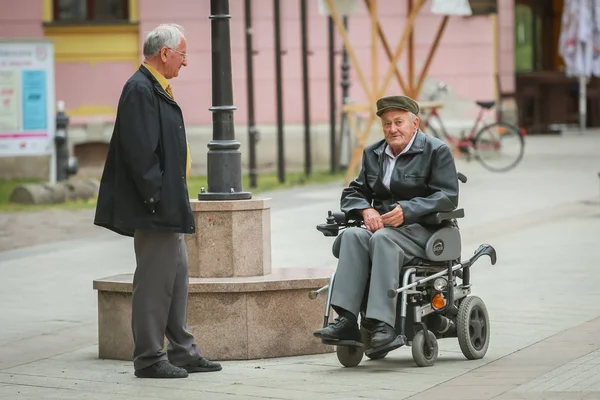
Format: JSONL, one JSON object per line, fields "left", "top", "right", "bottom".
{"left": 341, "top": 130, "right": 459, "bottom": 225}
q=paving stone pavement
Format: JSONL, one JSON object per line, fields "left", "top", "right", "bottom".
{"left": 0, "top": 134, "right": 599, "bottom": 399}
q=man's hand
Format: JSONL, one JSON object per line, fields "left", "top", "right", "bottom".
{"left": 361, "top": 208, "right": 383, "bottom": 232}
{"left": 381, "top": 205, "right": 404, "bottom": 227}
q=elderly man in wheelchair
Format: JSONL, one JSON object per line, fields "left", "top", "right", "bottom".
{"left": 312, "top": 95, "right": 497, "bottom": 367}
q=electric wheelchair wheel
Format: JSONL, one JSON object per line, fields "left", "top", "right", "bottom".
{"left": 457, "top": 296, "right": 490, "bottom": 360}
{"left": 360, "top": 327, "right": 388, "bottom": 360}
{"left": 336, "top": 345, "right": 364, "bottom": 368}
{"left": 411, "top": 330, "right": 438, "bottom": 367}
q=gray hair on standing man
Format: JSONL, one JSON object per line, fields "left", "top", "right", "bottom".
{"left": 143, "top": 23, "right": 185, "bottom": 58}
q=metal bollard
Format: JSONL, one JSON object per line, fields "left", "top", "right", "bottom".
{"left": 55, "top": 101, "right": 78, "bottom": 181}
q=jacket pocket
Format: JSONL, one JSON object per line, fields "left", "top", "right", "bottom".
{"left": 404, "top": 174, "right": 427, "bottom": 180}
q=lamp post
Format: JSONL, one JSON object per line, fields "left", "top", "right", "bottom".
{"left": 273, "top": 0, "right": 285, "bottom": 184}
{"left": 244, "top": 0, "right": 258, "bottom": 189}
{"left": 198, "top": 0, "right": 251, "bottom": 201}
{"left": 338, "top": 16, "right": 351, "bottom": 170}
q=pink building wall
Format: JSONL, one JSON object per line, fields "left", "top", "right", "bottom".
{"left": 52, "top": 62, "right": 135, "bottom": 115}
{"left": 1, "top": 0, "right": 515, "bottom": 127}
{"left": 142, "top": 0, "right": 514, "bottom": 126}
{"left": 0, "top": 0, "right": 44, "bottom": 38}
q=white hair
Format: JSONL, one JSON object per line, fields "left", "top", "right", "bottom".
{"left": 408, "top": 112, "right": 417, "bottom": 121}
{"left": 143, "top": 24, "right": 185, "bottom": 58}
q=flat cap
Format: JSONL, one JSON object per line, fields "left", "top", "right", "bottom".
{"left": 376, "top": 95, "right": 420, "bottom": 117}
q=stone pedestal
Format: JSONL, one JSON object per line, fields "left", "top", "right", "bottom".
{"left": 186, "top": 199, "right": 271, "bottom": 278}
{"left": 94, "top": 268, "right": 332, "bottom": 361}
{"left": 94, "top": 198, "right": 334, "bottom": 361}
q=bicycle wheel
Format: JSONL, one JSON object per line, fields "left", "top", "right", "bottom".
{"left": 473, "top": 122, "right": 524, "bottom": 172}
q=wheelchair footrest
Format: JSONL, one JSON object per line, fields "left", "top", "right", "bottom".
{"left": 320, "top": 338, "right": 365, "bottom": 348}
{"left": 365, "top": 335, "right": 405, "bottom": 357}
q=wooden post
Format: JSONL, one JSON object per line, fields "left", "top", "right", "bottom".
{"left": 364, "top": 0, "right": 408, "bottom": 94}
{"left": 414, "top": 16, "right": 449, "bottom": 97}
{"left": 371, "top": 0, "right": 378, "bottom": 101}
{"left": 323, "top": 0, "right": 449, "bottom": 185}
{"left": 324, "top": 0, "right": 373, "bottom": 102}
{"left": 407, "top": 0, "right": 415, "bottom": 97}
{"left": 377, "top": 0, "right": 425, "bottom": 97}
{"left": 491, "top": 13, "right": 499, "bottom": 104}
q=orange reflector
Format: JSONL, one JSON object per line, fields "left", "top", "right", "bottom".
{"left": 431, "top": 294, "right": 446, "bottom": 310}
{"left": 498, "top": 127, "right": 506, "bottom": 135}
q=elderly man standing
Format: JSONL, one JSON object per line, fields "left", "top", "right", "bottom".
{"left": 314, "top": 95, "right": 459, "bottom": 353}
{"left": 94, "top": 24, "right": 221, "bottom": 378}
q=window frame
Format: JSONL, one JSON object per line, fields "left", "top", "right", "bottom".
{"left": 52, "top": 0, "right": 129, "bottom": 23}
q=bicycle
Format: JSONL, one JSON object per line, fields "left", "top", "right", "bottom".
{"left": 420, "top": 83, "right": 526, "bottom": 173}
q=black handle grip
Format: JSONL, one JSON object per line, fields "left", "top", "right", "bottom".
{"left": 472, "top": 244, "right": 497, "bottom": 265}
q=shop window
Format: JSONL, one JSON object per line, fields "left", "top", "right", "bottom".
{"left": 468, "top": 0, "right": 497, "bottom": 16}
{"left": 514, "top": 4, "right": 542, "bottom": 72}
{"left": 53, "top": 0, "right": 129, "bottom": 22}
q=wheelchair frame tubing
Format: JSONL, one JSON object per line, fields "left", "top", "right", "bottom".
{"left": 445, "top": 261, "right": 457, "bottom": 315}
{"left": 323, "top": 268, "right": 337, "bottom": 328}
{"left": 462, "top": 263, "right": 471, "bottom": 287}
{"left": 400, "top": 267, "right": 416, "bottom": 337}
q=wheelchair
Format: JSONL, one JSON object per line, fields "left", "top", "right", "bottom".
{"left": 309, "top": 172, "right": 497, "bottom": 368}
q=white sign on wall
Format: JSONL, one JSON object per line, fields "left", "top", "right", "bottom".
{"left": 318, "top": 0, "right": 359, "bottom": 16}
{"left": 0, "top": 40, "right": 56, "bottom": 159}
{"left": 431, "top": 0, "right": 473, "bottom": 16}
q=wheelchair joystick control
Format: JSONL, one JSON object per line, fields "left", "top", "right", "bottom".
{"left": 326, "top": 210, "right": 335, "bottom": 224}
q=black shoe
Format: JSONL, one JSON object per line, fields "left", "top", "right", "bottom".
{"left": 313, "top": 316, "right": 363, "bottom": 347}
{"left": 360, "top": 317, "right": 378, "bottom": 332}
{"left": 134, "top": 360, "right": 189, "bottom": 379}
{"left": 179, "top": 357, "right": 222, "bottom": 373}
{"left": 370, "top": 321, "right": 396, "bottom": 348}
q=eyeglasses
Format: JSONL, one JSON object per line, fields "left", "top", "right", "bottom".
{"left": 169, "top": 48, "right": 188, "bottom": 60}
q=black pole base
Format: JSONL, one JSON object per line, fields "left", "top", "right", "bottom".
{"left": 198, "top": 140, "right": 252, "bottom": 201}
{"left": 198, "top": 191, "right": 252, "bottom": 201}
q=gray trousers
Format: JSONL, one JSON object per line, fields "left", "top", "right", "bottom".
{"left": 330, "top": 225, "right": 433, "bottom": 327}
{"left": 132, "top": 230, "right": 200, "bottom": 370}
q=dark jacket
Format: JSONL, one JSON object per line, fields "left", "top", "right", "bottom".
{"left": 94, "top": 65, "right": 195, "bottom": 237}
{"left": 341, "top": 130, "right": 459, "bottom": 225}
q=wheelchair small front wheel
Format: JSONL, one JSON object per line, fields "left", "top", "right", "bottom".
{"left": 336, "top": 345, "right": 364, "bottom": 367}
{"left": 457, "top": 296, "right": 490, "bottom": 360}
{"left": 411, "top": 330, "right": 438, "bottom": 367}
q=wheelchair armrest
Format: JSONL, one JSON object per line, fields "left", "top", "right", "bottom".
{"left": 316, "top": 210, "right": 363, "bottom": 237}
{"left": 316, "top": 223, "right": 340, "bottom": 237}
{"left": 421, "top": 208, "right": 465, "bottom": 225}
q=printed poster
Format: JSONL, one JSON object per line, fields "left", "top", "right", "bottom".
{"left": 0, "top": 70, "right": 20, "bottom": 132}
{"left": 21, "top": 70, "right": 47, "bottom": 130}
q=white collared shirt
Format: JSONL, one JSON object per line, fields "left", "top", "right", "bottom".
{"left": 381, "top": 131, "right": 417, "bottom": 190}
